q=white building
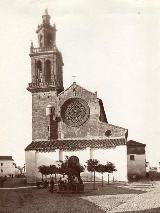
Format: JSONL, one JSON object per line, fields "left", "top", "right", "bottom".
{"left": 0, "top": 156, "right": 16, "bottom": 177}
{"left": 127, "top": 140, "right": 146, "bottom": 179}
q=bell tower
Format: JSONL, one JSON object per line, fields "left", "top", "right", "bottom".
{"left": 27, "top": 9, "right": 64, "bottom": 93}
{"left": 27, "top": 10, "right": 63, "bottom": 141}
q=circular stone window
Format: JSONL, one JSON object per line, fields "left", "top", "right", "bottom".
{"left": 61, "top": 98, "right": 90, "bottom": 127}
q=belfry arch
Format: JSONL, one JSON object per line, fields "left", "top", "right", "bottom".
{"left": 45, "top": 60, "right": 51, "bottom": 82}
{"left": 36, "top": 60, "right": 42, "bottom": 82}
{"left": 47, "top": 33, "right": 52, "bottom": 47}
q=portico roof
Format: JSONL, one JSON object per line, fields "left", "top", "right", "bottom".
{"left": 25, "top": 138, "right": 126, "bottom": 152}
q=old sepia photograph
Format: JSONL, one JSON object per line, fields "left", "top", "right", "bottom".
{"left": 0, "top": 0, "right": 160, "bottom": 212}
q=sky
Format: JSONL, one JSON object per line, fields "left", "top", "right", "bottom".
{"left": 0, "top": 0, "right": 160, "bottom": 166}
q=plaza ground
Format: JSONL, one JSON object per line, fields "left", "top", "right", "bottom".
{"left": 0, "top": 178, "right": 160, "bottom": 212}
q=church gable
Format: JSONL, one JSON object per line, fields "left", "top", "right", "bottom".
{"left": 55, "top": 83, "right": 127, "bottom": 140}
{"left": 58, "top": 83, "right": 97, "bottom": 104}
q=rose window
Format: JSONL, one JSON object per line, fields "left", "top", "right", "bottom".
{"left": 61, "top": 98, "right": 90, "bottom": 127}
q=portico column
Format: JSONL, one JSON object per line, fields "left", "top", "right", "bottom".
{"left": 59, "top": 150, "right": 63, "bottom": 161}
{"left": 90, "top": 148, "right": 94, "bottom": 159}
{"left": 35, "top": 151, "right": 38, "bottom": 182}
{"left": 25, "top": 150, "right": 38, "bottom": 183}
{"left": 42, "top": 59, "right": 45, "bottom": 82}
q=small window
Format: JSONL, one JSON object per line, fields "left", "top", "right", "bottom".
{"left": 1, "top": 163, "right": 3, "bottom": 166}
{"left": 1, "top": 169, "right": 3, "bottom": 173}
{"left": 130, "top": 155, "right": 135, "bottom": 161}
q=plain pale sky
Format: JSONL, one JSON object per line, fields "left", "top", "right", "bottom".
{"left": 0, "top": 0, "right": 160, "bottom": 166}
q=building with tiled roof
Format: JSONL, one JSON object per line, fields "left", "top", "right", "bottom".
{"left": 25, "top": 10, "right": 129, "bottom": 183}
{"left": 127, "top": 140, "right": 146, "bottom": 178}
{"left": 0, "top": 156, "right": 17, "bottom": 177}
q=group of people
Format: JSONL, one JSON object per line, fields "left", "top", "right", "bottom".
{"left": 48, "top": 175, "right": 83, "bottom": 193}
{"left": 48, "top": 175, "right": 68, "bottom": 193}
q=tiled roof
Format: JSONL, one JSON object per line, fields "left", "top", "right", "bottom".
{"left": 0, "top": 156, "right": 13, "bottom": 161}
{"left": 25, "top": 138, "right": 126, "bottom": 152}
{"left": 127, "top": 140, "right": 146, "bottom": 147}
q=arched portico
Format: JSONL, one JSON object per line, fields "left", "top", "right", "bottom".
{"left": 25, "top": 138, "right": 128, "bottom": 183}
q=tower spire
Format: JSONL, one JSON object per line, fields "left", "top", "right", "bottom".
{"left": 42, "top": 8, "right": 50, "bottom": 25}
{"left": 27, "top": 11, "right": 64, "bottom": 94}
{"left": 45, "top": 8, "right": 48, "bottom": 15}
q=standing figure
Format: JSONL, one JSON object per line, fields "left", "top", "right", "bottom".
{"left": 49, "top": 177, "right": 54, "bottom": 193}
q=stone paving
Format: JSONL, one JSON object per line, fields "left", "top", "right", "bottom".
{"left": 113, "top": 184, "right": 160, "bottom": 212}
{"left": 82, "top": 182, "right": 160, "bottom": 212}
{"left": 0, "top": 180, "right": 160, "bottom": 212}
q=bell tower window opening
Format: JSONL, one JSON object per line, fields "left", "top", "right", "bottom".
{"left": 39, "top": 34, "right": 43, "bottom": 48}
{"left": 47, "top": 33, "right": 52, "bottom": 47}
{"left": 36, "top": 60, "right": 42, "bottom": 83}
{"left": 45, "top": 60, "right": 51, "bottom": 82}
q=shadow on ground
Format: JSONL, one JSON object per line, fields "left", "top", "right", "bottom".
{"left": 2, "top": 177, "right": 34, "bottom": 188}
{"left": 0, "top": 188, "right": 106, "bottom": 213}
{"left": 59, "top": 183, "right": 146, "bottom": 197}
{"left": 117, "top": 207, "right": 160, "bottom": 213}
{"left": 0, "top": 179, "right": 156, "bottom": 213}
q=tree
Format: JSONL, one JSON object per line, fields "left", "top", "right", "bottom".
{"left": 38, "top": 165, "right": 47, "bottom": 181}
{"left": 59, "top": 156, "right": 85, "bottom": 183}
{"left": 86, "top": 159, "right": 99, "bottom": 189}
{"left": 105, "top": 162, "right": 116, "bottom": 184}
{"left": 44, "top": 166, "right": 50, "bottom": 178}
{"left": 96, "top": 164, "right": 106, "bottom": 187}
{"left": 50, "top": 165, "right": 59, "bottom": 182}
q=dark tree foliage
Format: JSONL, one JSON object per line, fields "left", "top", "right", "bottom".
{"left": 50, "top": 165, "right": 59, "bottom": 182}
{"left": 96, "top": 164, "right": 107, "bottom": 186}
{"left": 59, "top": 156, "right": 84, "bottom": 183}
{"left": 86, "top": 159, "right": 99, "bottom": 189}
{"left": 105, "top": 162, "right": 116, "bottom": 184}
{"left": 38, "top": 165, "right": 48, "bottom": 181}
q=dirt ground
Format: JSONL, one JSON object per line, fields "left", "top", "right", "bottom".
{"left": 0, "top": 179, "right": 160, "bottom": 213}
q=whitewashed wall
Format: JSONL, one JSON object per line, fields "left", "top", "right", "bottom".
{"left": 0, "top": 160, "right": 15, "bottom": 177}
{"left": 26, "top": 145, "right": 128, "bottom": 183}
{"left": 127, "top": 154, "right": 146, "bottom": 177}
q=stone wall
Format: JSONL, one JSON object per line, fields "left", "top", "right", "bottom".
{"left": 32, "top": 91, "right": 58, "bottom": 140}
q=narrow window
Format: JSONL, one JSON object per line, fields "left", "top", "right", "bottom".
{"left": 36, "top": 60, "right": 42, "bottom": 83}
{"left": 1, "top": 163, "right": 3, "bottom": 166}
{"left": 1, "top": 169, "right": 3, "bottom": 173}
{"left": 47, "top": 34, "right": 52, "bottom": 47}
{"left": 45, "top": 60, "right": 51, "bottom": 82}
{"left": 130, "top": 155, "right": 135, "bottom": 161}
{"left": 39, "top": 34, "right": 43, "bottom": 48}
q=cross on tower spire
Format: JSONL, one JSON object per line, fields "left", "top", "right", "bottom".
{"left": 72, "top": 75, "right": 77, "bottom": 83}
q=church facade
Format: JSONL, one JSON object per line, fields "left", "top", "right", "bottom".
{"left": 25, "top": 10, "right": 128, "bottom": 183}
